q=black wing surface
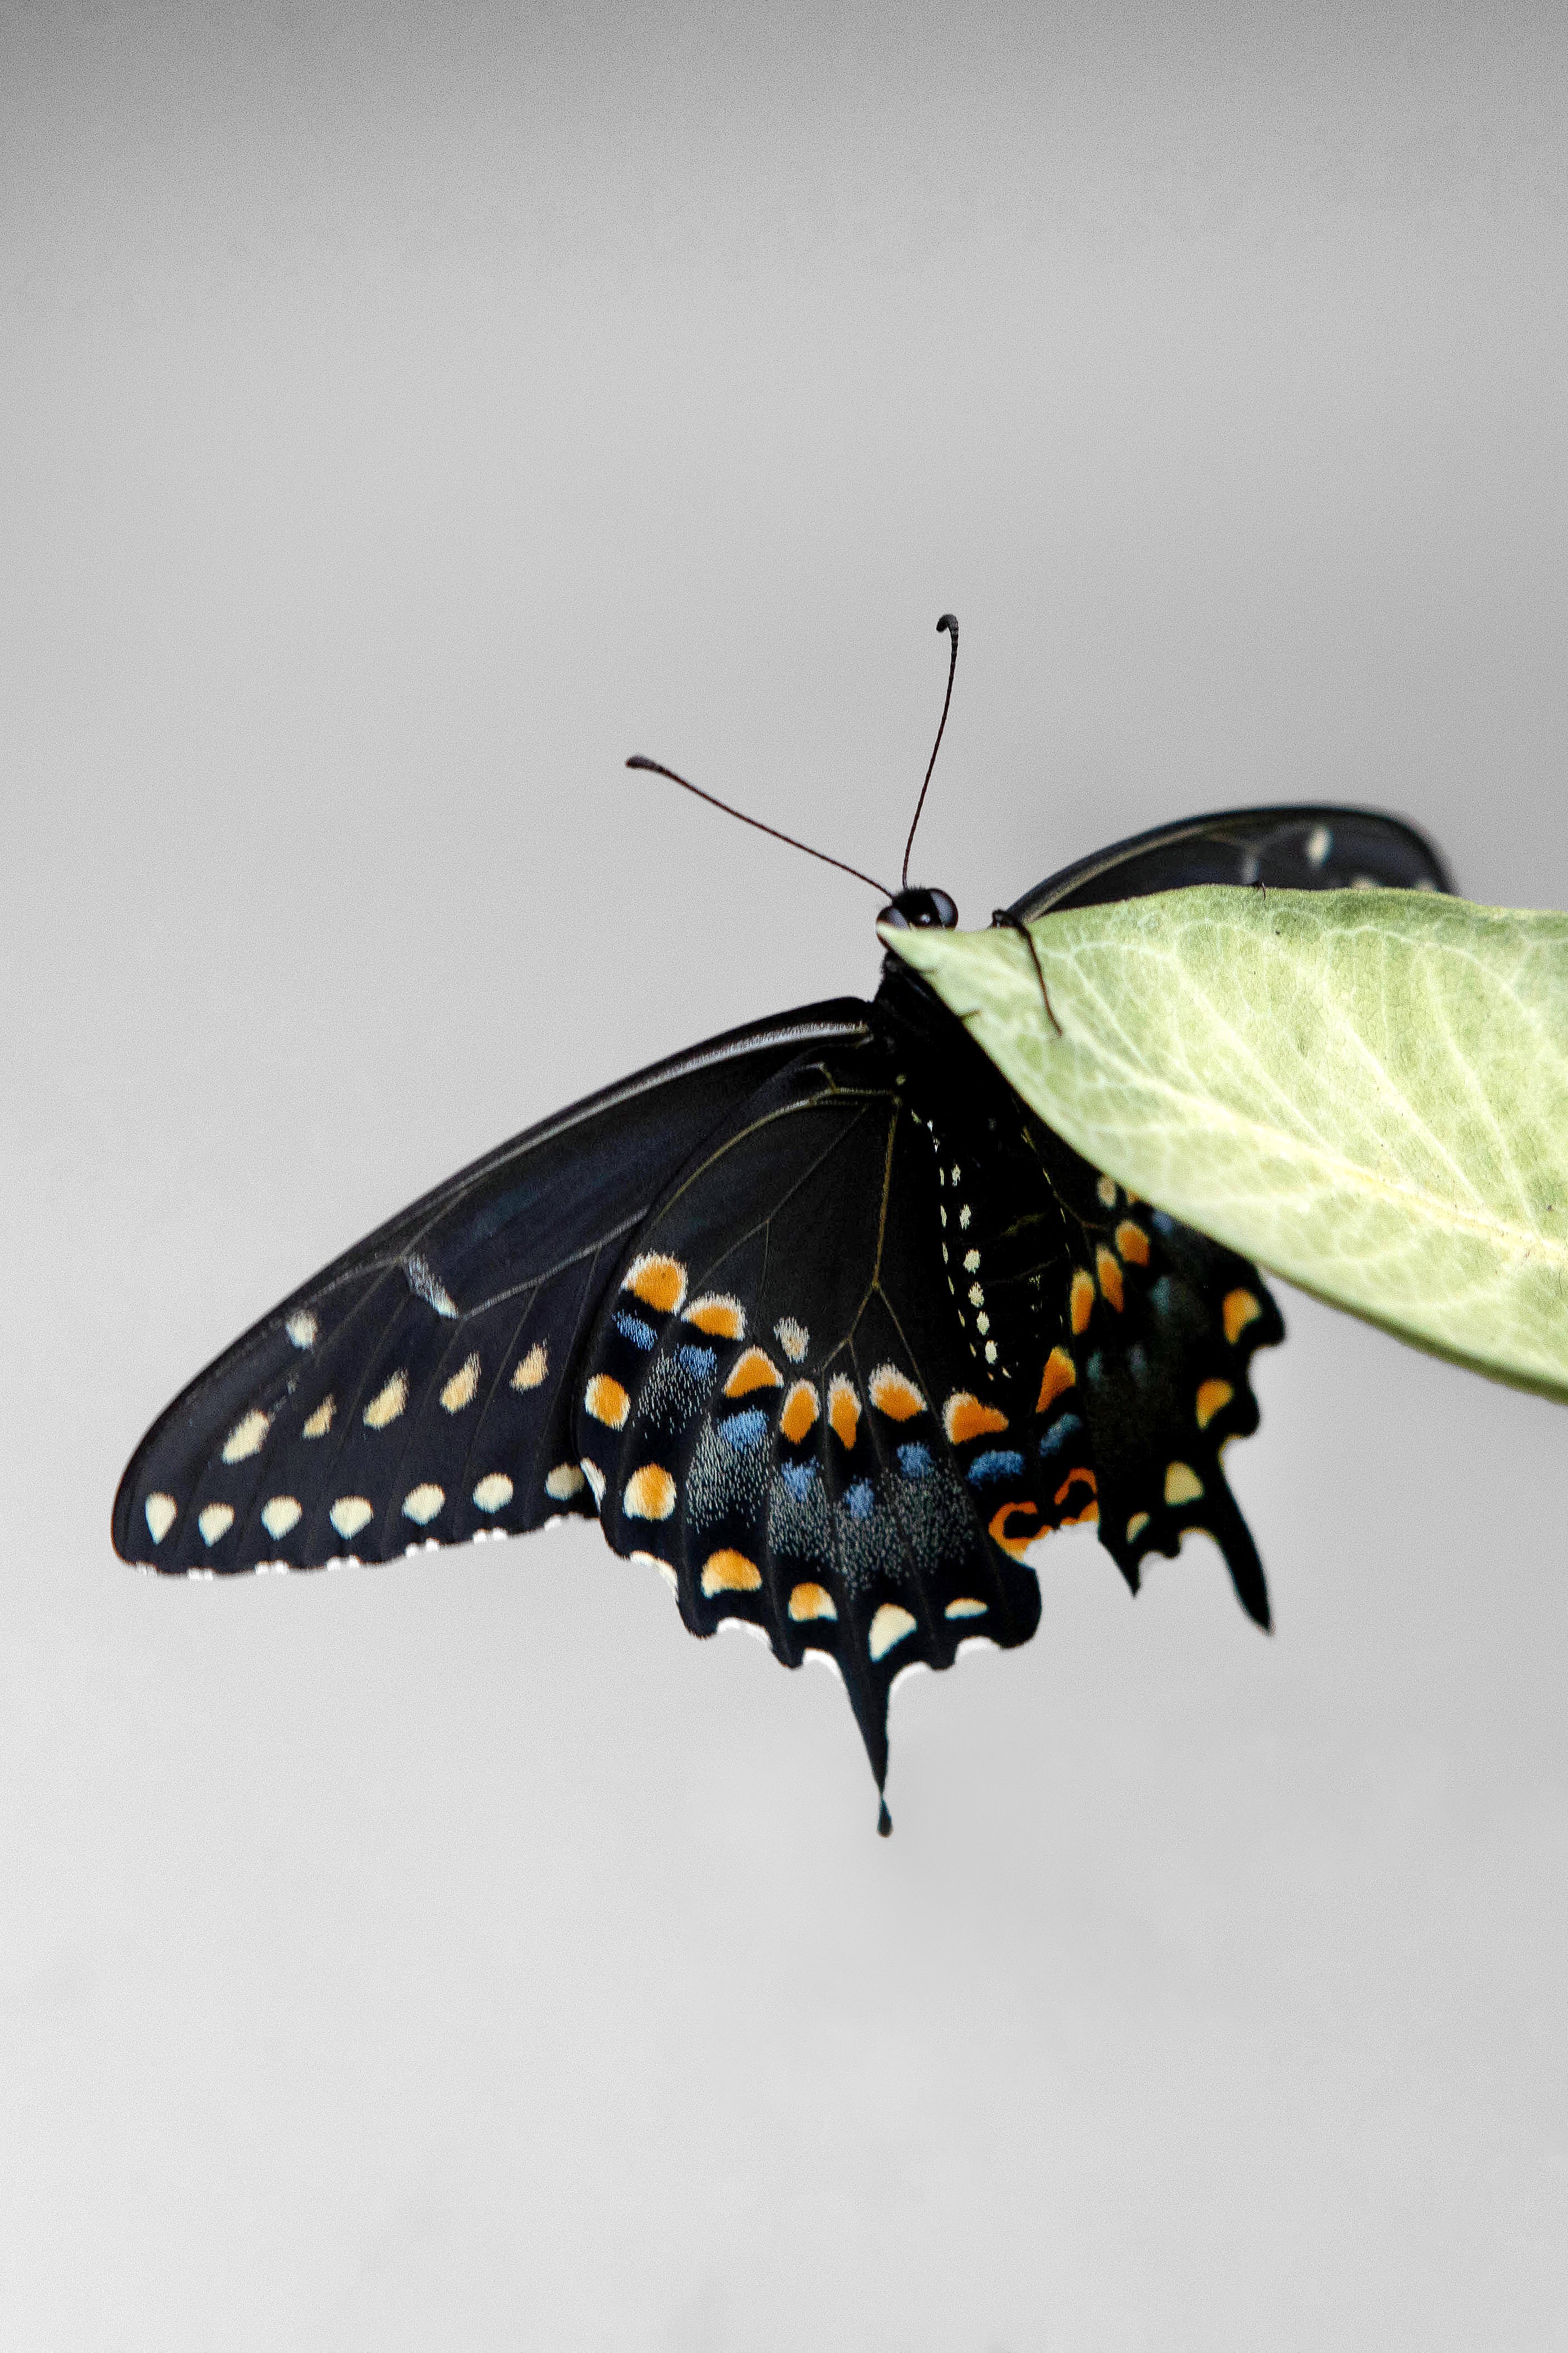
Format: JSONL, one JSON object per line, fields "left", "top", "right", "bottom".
{"left": 112, "top": 1002, "right": 872, "bottom": 1575}
{"left": 1004, "top": 804, "right": 1454, "bottom": 923}
{"left": 566, "top": 1017, "right": 1050, "bottom": 1810}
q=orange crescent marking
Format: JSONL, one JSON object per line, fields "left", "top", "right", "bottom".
{"left": 1095, "top": 1246, "right": 1124, "bottom": 1312}
{"left": 1115, "top": 1219, "right": 1150, "bottom": 1267}
{"left": 1070, "top": 1270, "right": 1095, "bottom": 1334}
{"left": 988, "top": 1500, "right": 1039, "bottom": 1557}
{"left": 1035, "top": 1346, "right": 1076, "bottom": 1413}
{"left": 1223, "top": 1288, "right": 1262, "bottom": 1346}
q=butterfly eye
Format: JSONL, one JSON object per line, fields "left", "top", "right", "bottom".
{"left": 878, "top": 887, "right": 958, "bottom": 931}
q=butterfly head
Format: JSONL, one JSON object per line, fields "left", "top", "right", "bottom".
{"left": 877, "top": 886, "right": 958, "bottom": 931}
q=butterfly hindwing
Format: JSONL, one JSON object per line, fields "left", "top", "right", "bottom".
{"left": 571, "top": 1032, "right": 1046, "bottom": 1792}
{"left": 112, "top": 1002, "right": 872, "bottom": 1574}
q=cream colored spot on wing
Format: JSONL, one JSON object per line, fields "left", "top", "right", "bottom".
{"left": 302, "top": 1395, "right": 334, "bottom": 1440}
{"left": 1306, "top": 824, "right": 1332, "bottom": 866}
{"left": 779, "top": 1380, "right": 818, "bottom": 1445}
{"left": 364, "top": 1371, "right": 409, "bottom": 1429}
{"left": 624, "top": 1463, "right": 677, "bottom": 1521}
{"left": 329, "top": 1495, "right": 374, "bottom": 1539}
{"left": 145, "top": 1492, "right": 177, "bottom": 1545}
{"left": 545, "top": 1462, "right": 585, "bottom": 1500}
{"left": 472, "top": 1472, "right": 514, "bottom": 1514}
{"left": 440, "top": 1353, "right": 481, "bottom": 1413}
{"left": 285, "top": 1310, "right": 318, "bottom": 1349}
{"left": 774, "top": 1316, "right": 808, "bottom": 1362}
{"left": 869, "top": 1364, "right": 924, "bottom": 1422}
{"left": 868, "top": 1602, "right": 917, "bottom": 1661}
{"left": 945, "top": 1598, "right": 986, "bottom": 1619}
{"left": 1223, "top": 1288, "right": 1262, "bottom": 1346}
{"left": 1126, "top": 1510, "right": 1151, "bottom": 1542}
{"left": 963, "top": 1248, "right": 981, "bottom": 1273}
{"left": 827, "top": 1374, "right": 861, "bottom": 1449}
{"left": 725, "top": 1347, "right": 783, "bottom": 1398}
{"left": 788, "top": 1580, "right": 837, "bottom": 1622}
{"left": 512, "top": 1339, "right": 548, "bottom": 1390}
{"left": 580, "top": 1459, "right": 606, "bottom": 1505}
{"left": 222, "top": 1407, "right": 271, "bottom": 1464}
{"left": 1164, "top": 1461, "right": 1204, "bottom": 1507}
{"left": 623, "top": 1252, "right": 688, "bottom": 1315}
{"left": 1096, "top": 1172, "right": 1117, "bottom": 1208}
{"left": 701, "top": 1548, "right": 761, "bottom": 1596}
{"left": 584, "top": 1373, "right": 630, "bottom": 1429}
{"left": 686, "top": 1294, "right": 746, "bottom": 1340}
{"left": 197, "top": 1502, "right": 235, "bottom": 1546}
{"left": 1196, "top": 1378, "right": 1234, "bottom": 1429}
{"left": 402, "top": 1483, "right": 445, "bottom": 1526}
{"left": 261, "top": 1495, "right": 302, "bottom": 1541}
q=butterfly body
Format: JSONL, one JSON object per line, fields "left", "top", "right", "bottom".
{"left": 113, "top": 802, "right": 1452, "bottom": 1825}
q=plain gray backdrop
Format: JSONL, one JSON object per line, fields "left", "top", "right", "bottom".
{"left": 4, "top": 4, "right": 1565, "bottom": 2346}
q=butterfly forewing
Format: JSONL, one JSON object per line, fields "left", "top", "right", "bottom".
{"left": 1005, "top": 804, "right": 1454, "bottom": 922}
{"left": 113, "top": 1002, "right": 870, "bottom": 1574}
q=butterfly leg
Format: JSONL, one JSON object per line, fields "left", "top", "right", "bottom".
{"left": 990, "top": 908, "right": 1063, "bottom": 1038}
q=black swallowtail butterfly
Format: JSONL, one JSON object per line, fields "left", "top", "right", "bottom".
{"left": 112, "top": 708, "right": 1452, "bottom": 1830}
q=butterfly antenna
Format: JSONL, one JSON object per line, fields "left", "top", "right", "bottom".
{"left": 901, "top": 612, "right": 959, "bottom": 890}
{"left": 626, "top": 756, "right": 894, "bottom": 898}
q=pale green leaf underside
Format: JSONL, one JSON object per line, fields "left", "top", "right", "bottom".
{"left": 886, "top": 888, "right": 1568, "bottom": 1404}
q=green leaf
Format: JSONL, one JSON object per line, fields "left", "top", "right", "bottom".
{"left": 885, "top": 888, "right": 1568, "bottom": 1404}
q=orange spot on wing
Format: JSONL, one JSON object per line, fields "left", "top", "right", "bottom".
{"left": 788, "top": 1579, "right": 836, "bottom": 1622}
{"left": 1115, "top": 1219, "right": 1150, "bottom": 1266}
{"left": 1223, "top": 1288, "right": 1262, "bottom": 1346}
{"left": 624, "top": 1464, "right": 676, "bottom": 1520}
{"left": 701, "top": 1548, "right": 761, "bottom": 1595}
{"left": 1070, "top": 1270, "right": 1094, "bottom": 1334}
{"left": 1196, "top": 1377, "right": 1234, "bottom": 1429}
{"left": 724, "top": 1346, "right": 783, "bottom": 1398}
{"left": 686, "top": 1294, "right": 746, "bottom": 1339}
{"left": 1095, "top": 1247, "right": 1124, "bottom": 1312}
{"left": 869, "top": 1364, "right": 925, "bottom": 1422}
{"left": 624, "top": 1253, "right": 688, "bottom": 1314}
{"left": 989, "top": 1500, "right": 1039, "bottom": 1557}
{"left": 1035, "top": 1346, "right": 1076, "bottom": 1412}
{"left": 584, "top": 1373, "right": 630, "bottom": 1429}
{"left": 779, "top": 1380, "right": 819, "bottom": 1445}
{"left": 827, "top": 1375, "right": 861, "bottom": 1449}
{"left": 943, "top": 1392, "right": 1009, "bottom": 1445}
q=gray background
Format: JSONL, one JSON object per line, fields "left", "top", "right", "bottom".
{"left": 4, "top": 4, "right": 1566, "bottom": 2346}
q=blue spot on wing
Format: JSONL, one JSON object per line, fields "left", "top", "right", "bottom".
{"left": 897, "top": 1442, "right": 932, "bottom": 1479}
{"left": 968, "top": 1449, "right": 1025, "bottom": 1487}
{"left": 615, "top": 1309, "right": 658, "bottom": 1350}
{"left": 1038, "top": 1415, "right": 1086, "bottom": 1463}
{"left": 719, "top": 1409, "right": 769, "bottom": 1451}
{"left": 676, "top": 1343, "right": 717, "bottom": 1381}
{"left": 781, "top": 1461, "right": 817, "bottom": 1500}
{"left": 844, "top": 1479, "right": 875, "bottom": 1520}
